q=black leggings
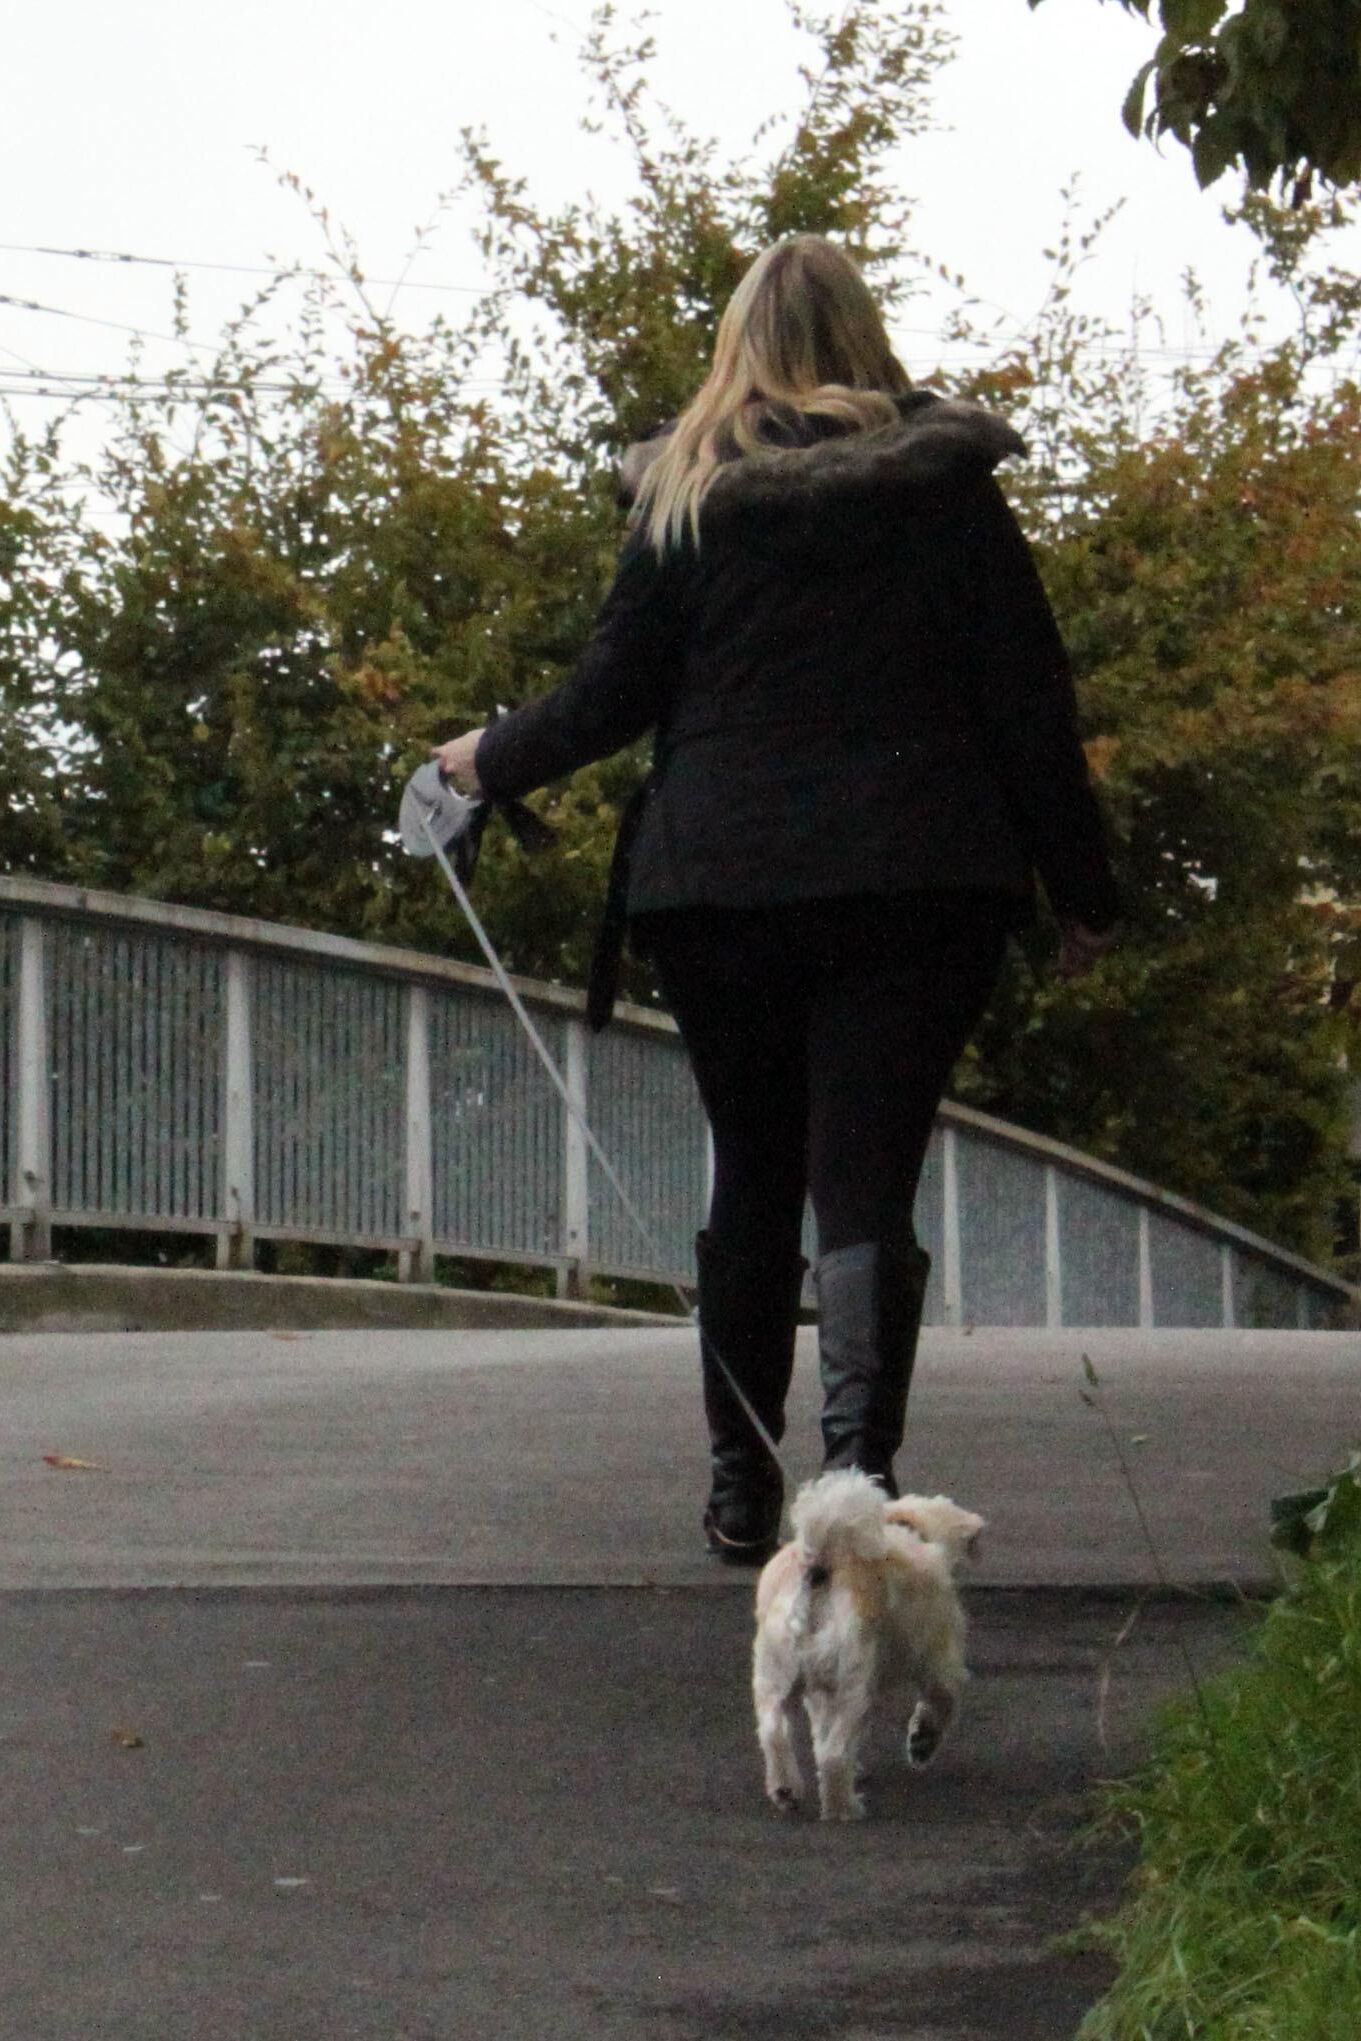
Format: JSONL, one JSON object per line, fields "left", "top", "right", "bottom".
{"left": 640, "top": 894, "right": 1010, "bottom": 1264}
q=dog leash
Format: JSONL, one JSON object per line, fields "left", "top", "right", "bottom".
{"left": 418, "top": 807, "right": 794, "bottom": 1484}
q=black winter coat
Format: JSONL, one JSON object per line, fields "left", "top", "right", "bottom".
{"left": 475, "top": 392, "right": 1120, "bottom": 940}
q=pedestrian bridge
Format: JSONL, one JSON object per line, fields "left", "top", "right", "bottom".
{"left": 1, "top": 876, "right": 1353, "bottom": 1330}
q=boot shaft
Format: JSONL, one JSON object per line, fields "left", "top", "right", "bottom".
{"left": 695, "top": 1229, "right": 808, "bottom": 1448}
{"left": 814, "top": 1238, "right": 931, "bottom": 1491}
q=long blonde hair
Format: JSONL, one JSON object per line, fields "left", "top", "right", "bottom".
{"left": 636, "top": 235, "right": 909, "bottom": 555}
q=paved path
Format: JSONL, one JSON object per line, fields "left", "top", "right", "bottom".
{"left": 2, "top": 1326, "right": 1356, "bottom": 1589}
{"left": 1, "top": 1323, "right": 1355, "bottom": 2039}
{"left": 3, "top": 1584, "right": 1250, "bottom": 2041}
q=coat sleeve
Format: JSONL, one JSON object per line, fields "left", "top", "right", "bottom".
{"left": 473, "top": 533, "right": 683, "bottom": 801}
{"left": 946, "top": 479, "right": 1121, "bottom": 931}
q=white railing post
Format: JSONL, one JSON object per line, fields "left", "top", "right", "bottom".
{"left": 1044, "top": 1164, "right": 1062, "bottom": 1329}
{"left": 559, "top": 1017, "right": 589, "bottom": 1300}
{"left": 1221, "top": 1243, "right": 1235, "bottom": 1329}
{"left": 1138, "top": 1207, "right": 1154, "bottom": 1329}
{"left": 400, "top": 984, "right": 435, "bottom": 1284}
{"left": 942, "top": 1124, "right": 962, "bottom": 1327}
{"left": 13, "top": 916, "right": 52, "bottom": 1260}
{"left": 218, "top": 948, "right": 255, "bottom": 1270}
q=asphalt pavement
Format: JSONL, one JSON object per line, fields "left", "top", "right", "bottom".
{"left": 2, "top": 1321, "right": 1357, "bottom": 2039}
{"left": 2, "top": 1325, "right": 1357, "bottom": 1590}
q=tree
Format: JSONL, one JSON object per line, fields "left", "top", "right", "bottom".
{"left": 460, "top": 38, "right": 1361, "bottom": 1258}
{"left": 1026, "top": 0, "right": 1361, "bottom": 199}
{"left": 0, "top": 478, "right": 87, "bottom": 877}
{"left": 0, "top": 2, "right": 958, "bottom": 978}
{"left": 945, "top": 192, "right": 1361, "bottom": 1258}
{"left": 0, "top": 209, "right": 630, "bottom": 963}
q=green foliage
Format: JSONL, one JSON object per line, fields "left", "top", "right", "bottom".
{"left": 944, "top": 192, "right": 1361, "bottom": 1259}
{"left": 1028, "top": 0, "right": 1361, "bottom": 199}
{"left": 458, "top": 0, "right": 954, "bottom": 458}
{"left": 0, "top": 185, "right": 628, "bottom": 964}
{"left": 1271, "top": 1453, "right": 1361, "bottom": 1559}
{"left": 0, "top": 3, "right": 956, "bottom": 985}
{"left": 0, "top": 473, "right": 91, "bottom": 876}
{"left": 1078, "top": 1493, "right": 1361, "bottom": 2037}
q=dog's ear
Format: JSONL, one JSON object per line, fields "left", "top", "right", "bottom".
{"left": 886, "top": 1496, "right": 986, "bottom": 1567}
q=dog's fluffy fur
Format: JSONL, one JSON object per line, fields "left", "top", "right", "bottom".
{"left": 752, "top": 1472, "right": 984, "bottom": 1821}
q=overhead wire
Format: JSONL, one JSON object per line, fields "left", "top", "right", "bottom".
{"left": 0, "top": 236, "right": 1322, "bottom": 369}
{"left": 0, "top": 289, "right": 230, "bottom": 359}
{"left": 0, "top": 244, "right": 1306, "bottom": 363}
{"left": 0, "top": 369, "right": 512, "bottom": 402}
{"left": 0, "top": 276, "right": 1300, "bottom": 373}
{"left": 0, "top": 239, "right": 494, "bottom": 297}
{"left": 0, "top": 349, "right": 1321, "bottom": 406}
{"left": 2, "top": 237, "right": 1349, "bottom": 416}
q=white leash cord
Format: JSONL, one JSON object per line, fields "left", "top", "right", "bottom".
{"left": 421, "top": 811, "right": 791, "bottom": 1478}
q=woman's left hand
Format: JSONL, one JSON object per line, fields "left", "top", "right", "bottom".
{"left": 431, "top": 730, "right": 486, "bottom": 796}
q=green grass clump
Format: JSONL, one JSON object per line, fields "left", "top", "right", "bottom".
{"left": 1079, "top": 1476, "right": 1361, "bottom": 2039}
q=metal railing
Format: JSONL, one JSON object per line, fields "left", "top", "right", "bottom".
{"left": 1, "top": 875, "right": 1355, "bottom": 1328}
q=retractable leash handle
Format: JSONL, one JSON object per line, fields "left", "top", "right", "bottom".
{"left": 397, "top": 761, "right": 490, "bottom": 878}
{"left": 398, "top": 760, "right": 556, "bottom": 877}
{"left": 396, "top": 762, "right": 791, "bottom": 1485}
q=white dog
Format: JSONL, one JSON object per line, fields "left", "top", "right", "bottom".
{"left": 752, "top": 1471, "right": 984, "bottom": 1821}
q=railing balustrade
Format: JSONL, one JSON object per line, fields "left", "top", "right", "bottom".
{"left": 1, "top": 876, "right": 1354, "bottom": 1328}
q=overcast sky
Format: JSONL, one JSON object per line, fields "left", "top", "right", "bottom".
{"left": 4, "top": 0, "right": 1358, "bottom": 425}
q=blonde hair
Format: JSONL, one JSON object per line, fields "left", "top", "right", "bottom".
{"left": 636, "top": 235, "right": 909, "bottom": 556}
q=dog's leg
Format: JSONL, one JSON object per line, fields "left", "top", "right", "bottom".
{"left": 753, "top": 1645, "right": 805, "bottom": 1812}
{"left": 805, "top": 1675, "right": 873, "bottom": 1821}
{"left": 906, "top": 1676, "right": 959, "bottom": 1769}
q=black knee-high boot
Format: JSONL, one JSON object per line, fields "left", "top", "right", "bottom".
{"left": 814, "top": 1239, "right": 931, "bottom": 1499}
{"left": 695, "top": 1230, "right": 808, "bottom": 1564}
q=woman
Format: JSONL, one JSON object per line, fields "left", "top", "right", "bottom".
{"left": 435, "top": 235, "right": 1119, "bottom": 1563}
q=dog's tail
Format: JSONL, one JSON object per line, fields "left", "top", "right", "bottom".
{"left": 788, "top": 1471, "right": 887, "bottom": 1638}
{"left": 793, "top": 1469, "right": 887, "bottom": 1574}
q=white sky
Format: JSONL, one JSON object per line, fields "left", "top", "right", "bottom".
{"left": 3, "top": 0, "right": 1357, "bottom": 428}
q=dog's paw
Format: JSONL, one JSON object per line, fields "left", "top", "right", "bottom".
{"left": 906, "top": 1707, "right": 943, "bottom": 1768}
{"left": 821, "top": 1792, "right": 867, "bottom": 1822}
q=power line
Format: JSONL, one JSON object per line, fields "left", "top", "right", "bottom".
{"left": 0, "top": 369, "right": 511, "bottom": 402}
{"left": 1, "top": 366, "right": 313, "bottom": 389}
{"left": 0, "top": 338, "right": 46, "bottom": 374}
{"left": 0, "top": 290, "right": 226, "bottom": 359}
{"left": 0, "top": 276, "right": 509, "bottom": 381}
{"left": 0, "top": 239, "right": 495, "bottom": 297}
{"left": 1, "top": 243, "right": 1330, "bottom": 367}
{"left": 3, "top": 336, "right": 1350, "bottom": 403}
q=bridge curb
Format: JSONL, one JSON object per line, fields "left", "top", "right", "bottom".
{"left": 0, "top": 1263, "right": 681, "bottom": 1335}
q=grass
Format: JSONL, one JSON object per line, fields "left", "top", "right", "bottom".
{"left": 1076, "top": 1481, "right": 1361, "bottom": 2039}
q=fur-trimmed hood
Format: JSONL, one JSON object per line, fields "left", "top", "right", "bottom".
{"left": 618, "top": 390, "right": 1026, "bottom": 553}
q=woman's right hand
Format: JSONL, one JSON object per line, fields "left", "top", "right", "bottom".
{"left": 1057, "top": 921, "right": 1117, "bottom": 980}
{"left": 431, "top": 730, "right": 486, "bottom": 796}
